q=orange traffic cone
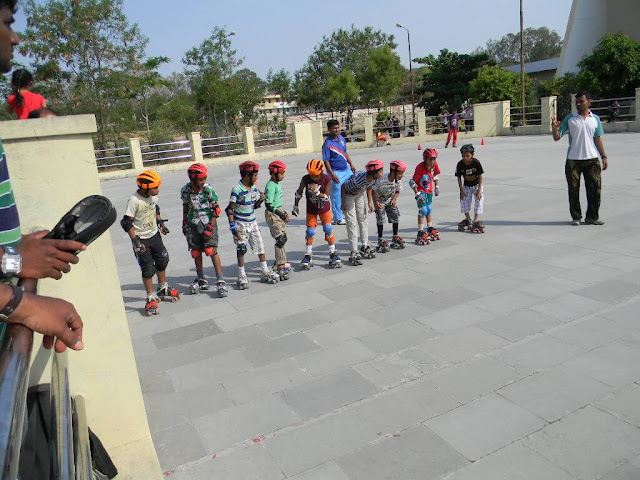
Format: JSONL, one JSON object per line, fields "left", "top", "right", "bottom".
{"left": 418, "top": 143, "right": 422, "bottom": 150}
{"left": 481, "top": 138, "right": 486, "bottom": 146}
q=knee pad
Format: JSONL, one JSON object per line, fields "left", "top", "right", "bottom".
{"left": 305, "top": 227, "right": 316, "bottom": 239}
{"left": 155, "top": 254, "right": 169, "bottom": 272}
{"left": 191, "top": 249, "right": 202, "bottom": 259}
{"left": 418, "top": 206, "right": 429, "bottom": 218}
{"left": 275, "top": 234, "right": 287, "bottom": 248}
{"left": 236, "top": 243, "right": 248, "bottom": 258}
{"left": 204, "top": 246, "right": 216, "bottom": 257}
{"left": 141, "top": 264, "right": 156, "bottom": 278}
{"left": 322, "top": 223, "right": 333, "bottom": 237}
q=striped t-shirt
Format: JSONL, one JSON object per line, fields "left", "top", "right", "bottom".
{"left": 344, "top": 171, "right": 375, "bottom": 196}
{"left": 0, "top": 141, "right": 21, "bottom": 248}
{"left": 230, "top": 181, "right": 261, "bottom": 223}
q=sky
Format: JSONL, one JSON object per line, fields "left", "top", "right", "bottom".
{"left": 13, "top": 0, "right": 574, "bottom": 78}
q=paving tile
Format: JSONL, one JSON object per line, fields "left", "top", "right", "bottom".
{"left": 359, "top": 320, "right": 438, "bottom": 355}
{"left": 504, "top": 263, "right": 568, "bottom": 282}
{"left": 336, "top": 424, "right": 470, "bottom": 480}
{"left": 287, "top": 461, "right": 350, "bottom": 480}
{"left": 498, "top": 365, "right": 612, "bottom": 422}
{"left": 139, "top": 370, "right": 174, "bottom": 395}
{"left": 167, "top": 350, "right": 254, "bottom": 391}
{"left": 416, "top": 303, "right": 494, "bottom": 332}
{"left": 478, "top": 308, "right": 562, "bottom": 342}
{"left": 469, "top": 289, "right": 540, "bottom": 316}
{"left": 294, "top": 339, "right": 377, "bottom": 377}
{"left": 428, "top": 355, "right": 527, "bottom": 404}
{"left": 397, "top": 378, "right": 461, "bottom": 419}
{"left": 411, "top": 286, "right": 482, "bottom": 311}
{"left": 194, "top": 394, "right": 301, "bottom": 453}
{"left": 490, "top": 333, "right": 585, "bottom": 373}
{"left": 599, "top": 462, "right": 640, "bottom": 480}
{"left": 596, "top": 384, "right": 640, "bottom": 428}
{"left": 365, "top": 301, "right": 425, "bottom": 328}
{"left": 426, "top": 393, "right": 547, "bottom": 461}
{"left": 241, "top": 332, "right": 320, "bottom": 367}
{"left": 529, "top": 293, "right": 608, "bottom": 322}
{"left": 564, "top": 342, "right": 640, "bottom": 387}
{"left": 152, "top": 319, "right": 222, "bottom": 350}
{"left": 573, "top": 279, "right": 640, "bottom": 305}
{"left": 280, "top": 368, "right": 378, "bottom": 420}
{"left": 152, "top": 421, "right": 207, "bottom": 471}
{"left": 462, "top": 272, "right": 528, "bottom": 296}
{"left": 168, "top": 444, "right": 285, "bottom": 480}
{"left": 353, "top": 355, "right": 429, "bottom": 390}
{"left": 515, "top": 275, "right": 586, "bottom": 299}
{"left": 523, "top": 406, "right": 640, "bottom": 480}
{"left": 554, "top": 264, "right": 624, "bottom": 285}
{"left": 415, "top": 327, "right": 509, "bottom": 365}
{"left": 221, "top": 359, "right": 312, "bottom": 404}
{"left": 442, "top": 442, "right": 576, "bottom": 480}
{"left": 263, "top": 410, "right": 380, "bottom": 476}
{"left": 304, "top": 315, "right": 381, "bottom": 347}
{"left": 547, "top": 315, "right": 633, "bottom": 350}
{"left": 319, "top": 280, "right": 386, "bottom": 302}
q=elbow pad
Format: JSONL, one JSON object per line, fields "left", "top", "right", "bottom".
{"left": 409, "top": 179, "right": 416, "bottom": 189}
{"left": 275, "top": 208, "right": 288, "bottom": 220}
{"left": 265, "top": 202, "right": 276, "bottom": 214}
{"left": 120, "top": 215, "right": 133, "bottom": 232}
{"left": 295, "top": 192, "right": 303, "bottom": 201}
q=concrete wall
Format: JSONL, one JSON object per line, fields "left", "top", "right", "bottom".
{"left": 0, "top": 115, "right": 163, "bottom": 479}
{"left": 472, "top": 101, "right": 510, "bottom": 138}
{"left": 558, "top": 0, "right": 640, "bottom": 76}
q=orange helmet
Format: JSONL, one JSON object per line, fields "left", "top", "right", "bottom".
{"left": 187, "top": 163, "right": 208, "bottom": 179}
{"left": 268, "top": 160, "right": 287, "bottom": 174}
{"left": 307, "top": 159, "right": 324, "bottom": 176}
{"left": 136, "top": 170, "right": 162, "bottom": 190}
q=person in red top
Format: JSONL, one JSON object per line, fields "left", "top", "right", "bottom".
{"left": 7, "top": 69, "right": 47, "bottom": 119}
{"left": 410, "top": 148, "right": 441, "bottom": 244}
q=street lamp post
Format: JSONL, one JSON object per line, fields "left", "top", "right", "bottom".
{"left": 520, "top": 1, "right": 526, "bottom": 124}
{"left": 396, "top": 23, "right": 416, "bottom": 127}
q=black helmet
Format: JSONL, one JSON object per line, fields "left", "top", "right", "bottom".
{"left": 460, "top": 144, "right": 475, "bottom": 155}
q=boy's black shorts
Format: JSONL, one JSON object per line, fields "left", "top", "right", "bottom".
{"left": 186, "top": 223, "right": 218, "bottom": 251}
{"left": 138, "top": 232, "right": 169, "bottom": 271}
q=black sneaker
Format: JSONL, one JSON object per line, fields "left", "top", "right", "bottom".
{"left": 584, "top": 218, "right": 604, "bottom": 225}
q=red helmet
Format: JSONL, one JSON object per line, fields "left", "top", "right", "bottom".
{"left": 268, "top": 160, "right": 287, "bottom": 174}
{"left": 187, "top": 163, "right": 208, "bottom": 179}
{"left": 390, "top": 160, "right": 407, "bottom": 172}
{"left": 423, "top": 148, "right": 438, "bottom": 160}
{"left": 239, "top": 161, "right": 259, "bottom": 174}
{"left": 365, "top": 159, "right": 384, "bottom": 172}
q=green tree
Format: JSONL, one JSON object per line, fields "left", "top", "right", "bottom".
{"left": 326, "top": 70, "right": 359, "bottom": 113}
{"left": 469, "top": 65, "right": 532, "bottom": 106}
{"left": 358, "top": 47, "right": 405, "bottom": 107}
{"left": 479, "top": 27, "right": 563, "bottom": 65}
{"left": 266, "top": 68, "right": 292, "bottom": 117}
{"left": 19, "top": 0, "right": 157, "bottom": 147}
{"left": 577, "top": 32, "right": 640, "bottom": 98}
{"left": 415, "top": 49, "right": 494, "bottom": 114}
{"left": 294, "top": 25, "right": 396, "bottom": 111}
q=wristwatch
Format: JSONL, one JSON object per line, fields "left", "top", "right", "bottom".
{"left": 0, "top": 246, "right": 22, "bottom": 278}
{"left": 0, "top": 283, "right": 23, "bottom": 321}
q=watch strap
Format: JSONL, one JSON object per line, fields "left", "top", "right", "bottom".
{"left": 0, "top": 284, "right": 24, "bottom": 321}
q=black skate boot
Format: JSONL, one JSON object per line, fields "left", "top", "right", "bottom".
{"left": 391, "top": 235, "right": 405, "bottom": 249}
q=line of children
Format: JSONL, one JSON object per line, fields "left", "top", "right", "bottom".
{"left": 292, "top": 159, "right": 342, "bottom": 269}
{"left": 121, "top": 143, "right": 485, "bottom": 312}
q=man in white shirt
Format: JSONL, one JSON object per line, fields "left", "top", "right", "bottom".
{"left": 552, "top": 91, "right": 609, "bottom": 226}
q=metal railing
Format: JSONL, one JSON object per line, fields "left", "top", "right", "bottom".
{"left": 141, "top": 139, "right": 192, "bottom": 165}
{"left": 374, "top": 121, "right": 417, "bottom": 139}
{"left": 94, "top": 146, "right": 133, "bottom": 171}
{"left": 0, "top": 282, "right": 92, "bottom": 479}
{"left": 510, "top": 105, "right": 543, "bottom": 127}
{"left": 254, "top": 130, "right": 294, "bottom": 149}
{"left": 201, "top": 134, "right": 244, "bottom": 158}
{"left": 588, "top": 96, "right": 636, "bottom": 123}
{"left": 340, "top": 121, "right": 366, "bottom": 142}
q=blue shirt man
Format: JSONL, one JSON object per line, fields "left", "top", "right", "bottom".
{"left": 322, "top": 120, "right": 355, "bottom": 224}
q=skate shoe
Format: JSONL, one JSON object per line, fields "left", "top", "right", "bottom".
{"left": 329, "top": 252, "right": 343, "bottom": 268}
{"left": 189, "top": 277, "right": 209, "bottom": 294}
{"left": 376, "top": 238, "right": 390, "bottom": 253}
{"left": 458, "top": 218, "right": 472, "bottom": 232}
{"left": 237, "top": 271, "right": 249, "bottom": 290}
{"left": 349, "top": 250, "right": 363, "bottom": 266}
{"left": 157, "top": 283, "right": 180, "bottom": 302}
{"left": 415, "top": 230, "right": 430, "bottom": 245}
{"left": 301, "top": 255, "right": 313, "bottom": 270}
{"left": 428, "top": 227, "right": 441, "bottom": 241}
{"left": 145, "top": 293, "right": 160, "bottom": 316}
{"left": 216, "top": 280, "right": 228, "bottom": 297}
{"left": 472, "top": 221, "right": 485, "bottom": 234}
{"left": 275, "top": 263, "right": 291, "bottom": 280}
{"left": 261, "top": 269, "right": 280, "bottom": 284}
{"left": 360, "top": 244, "right": 376, "bottom": 259}
{"left": 391, "top": 235, "right": 405, "bottom": 249}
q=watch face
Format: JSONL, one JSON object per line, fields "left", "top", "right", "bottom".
{"left": 1, "top": 251, "right": 22, "bottom": 275}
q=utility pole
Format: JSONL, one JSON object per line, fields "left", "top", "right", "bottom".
{"left": 396, "top": 23, "right": 416, "bottom": 127}
{"left": 520, "top": 0, "right": 526, "bottom": 124}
